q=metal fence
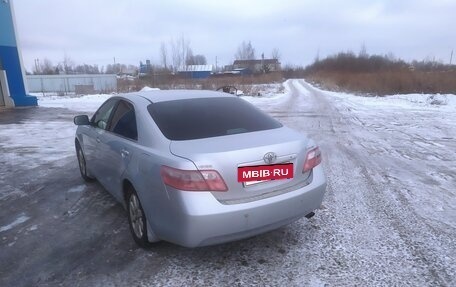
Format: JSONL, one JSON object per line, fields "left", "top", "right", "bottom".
{"left": 26, "top": 74, "right": 117, "bottom": 94}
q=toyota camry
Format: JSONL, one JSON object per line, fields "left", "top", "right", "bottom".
{"left": 73, "top": 90, "right": 326, "bottom": 248}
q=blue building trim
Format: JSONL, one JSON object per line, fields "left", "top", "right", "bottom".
{"left": 0, "top": 1, "right": 37, "bottom": 106}
{"left": 0, "top": 2, "right": 17, "bottom": 47}
{"left": 0, "top": 46, "right": 37, "bottom": 106}
{"left": 178, "top": 71, "right": 212, "bottom": 79}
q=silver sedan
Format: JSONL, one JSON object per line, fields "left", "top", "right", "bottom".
{"left": 73, "top": 90, "right": 326, "bottom": 248}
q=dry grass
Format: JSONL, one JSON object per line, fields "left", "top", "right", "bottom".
{"left": 305, "top": 70, "right": 456, "bottom": 95}
{"left": 299, "top": 52, "right": 456, "bottom": 95}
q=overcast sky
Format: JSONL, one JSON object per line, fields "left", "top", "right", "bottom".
{"left": 13, "top": 0, "right": 456, "bottom": 71}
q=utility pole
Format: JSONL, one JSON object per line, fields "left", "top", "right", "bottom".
{"left": 450, "top": 50, "right": 453, "bottom": 65}
{"left": 261, "top": 52, "right": 265, "bottom": 73}
{"left": 215, "top": 56, "right": 218, "bottom": 72}
{"left": 34, "top": 59, "right": 38, "bottom": 74}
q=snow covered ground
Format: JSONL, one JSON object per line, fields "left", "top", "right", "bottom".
{"left": 1, "top": 80, "right": 455, "bottom": 286}
{"left": 319, "top": 88, "right": 456, "bottom": 112}
{"left": 34, "top": 93, "right": 112, "bottom": 112}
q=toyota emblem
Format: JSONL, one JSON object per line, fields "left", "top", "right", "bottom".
{"left": 263, "top": 152, "right": 277, "bottom": 164}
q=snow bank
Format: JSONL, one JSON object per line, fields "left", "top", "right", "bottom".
{"left": 140, "top": 86, "right": 160, "bottom": 92}
{"left": 240, "top": 82, "right": 290, "bottom": 106}
{"left": 309, "top": 85, "right": 456, "bottom": 111}
{"left": 36, "top": 93, "right": 112, "bottom": 113}
{"left": 33, "top": 82, "right": 456, "bottom": 118}
{"left": 35, "top": 84, "right": 288, "bottom": 113}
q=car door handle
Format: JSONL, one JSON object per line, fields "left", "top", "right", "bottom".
{"left": 120, "top": 149, "right": 130, "bottom": 158}
{"left": 96, "top": 137, "right": 101, "bottom": 143}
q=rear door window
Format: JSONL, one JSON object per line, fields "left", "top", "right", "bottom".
{"left": 108, "top": 100, "right": 138, "bottom": 140}
{"left": 147, "top": 97, "right": 282, "bottom": 140}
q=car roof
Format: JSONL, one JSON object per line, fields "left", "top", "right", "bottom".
{"left": 121, "top": 89, "right": 235, "bottom": 103}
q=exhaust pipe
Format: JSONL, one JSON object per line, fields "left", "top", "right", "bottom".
{"left": 305, "top": 212, "right": 315, "bottom": 219}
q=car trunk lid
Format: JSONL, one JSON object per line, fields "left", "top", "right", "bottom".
{"left": 169, "top": 127, "right": 311, "bottom": 204}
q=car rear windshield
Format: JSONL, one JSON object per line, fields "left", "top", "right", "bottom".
{"left": 147, "top": 97, "right": 282, "bottom": 140}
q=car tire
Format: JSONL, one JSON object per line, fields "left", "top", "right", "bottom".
{"left": 75, "top": 142, "right": 94, "bottom": 182}
{"left": 127, "top": 188, "right": 153, "bottom": 248}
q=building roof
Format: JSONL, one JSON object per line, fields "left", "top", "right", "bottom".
{"left": 177, "top": 65, "right": 213, "bottom": 72}
{"left": 233, "top": 59, "right": 280, "bottom": 65}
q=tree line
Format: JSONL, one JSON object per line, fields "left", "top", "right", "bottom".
{"left": 29, "top": 56, "right": 139, "bottom": 76}
{"left": 288, "top": 48, "right": 456, "bottom": 95}
{"left": 282, "top": 49, "right": 455, "bottom": 79}
{"left": 158, "top": 37, "right": 280, "bottom": 72}
{"left": 29, "top": 38, "right": 281, "bottom": 75}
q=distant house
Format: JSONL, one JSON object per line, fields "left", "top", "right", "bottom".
{"left": 139, "top": 60, "right": 152, "bottom": 76}
{"left": 119, "top": 67, "right": 137, "bottom": 77}
{"left": 233, "top": 59, "right": 281, "bottom": 74}
{"left": 177, "top": 65, "right": 213, "bottom": 79}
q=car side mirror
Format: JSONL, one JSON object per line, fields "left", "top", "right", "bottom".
{"left": 74, "top": 115, "right": 90, "bottom": 126}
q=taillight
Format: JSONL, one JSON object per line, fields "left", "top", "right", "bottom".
{"left": 303, "top": 146, "right": 322, "bottom": 173}
{"left": 160, "top": 166, "right": 228, "bottom": 191}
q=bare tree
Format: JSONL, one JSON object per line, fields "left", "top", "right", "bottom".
{"left": 105, "top": 63, "right": 126, "bottom": 74}
{"left": 126, "top": 64, "right": 139, "bottom": 75}
{"left": 185, "top": 48, "right": 194, "bottom": 65}
{"left": 271, "top": 48, "right": 281, "bottom": 61}
{"left": 35, "top": 57, "right": 102, "bottom": 75}
{"left": 169, "top": 35, "right": 191, "bottom": 71}
{"left": 40, "top": 58, "right": 55, "bottom": 74}
{"left": 186, "top": 53, "right": 207, "bottom": 65}
{"left": 61, "top": 54, "right": 74, "bottom": 74}
{"left": 74, "top": 63, "right": 100, "bottom": 74}
{"left": 235, "top": 41, "right": 255, "bottom": 60}
{"left": 314, "top": 48, "right": 320, "bottom": 63}
{"left": 32, "top": 59, "right": 41, "bottom": 74}
{"left": 159, "top": 42, "right": 168, "bottom": 69}
{"left": 194, "top": 55, "right": 207, "bottom": 65}
{"left": 179, "top": 35, "right": 191, "bottom": 68}
{"left": 170, "top": 38, "right": 181, "bottom": 71}
{"left": 386, "top": 51, "right": 396, "bottom": 61}
{"left": 359, "top": 44, "right": 368, "bottom": 58}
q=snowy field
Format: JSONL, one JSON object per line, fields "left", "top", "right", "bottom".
{"left": 1, "top": 80, "right": 455, "bottom": 286}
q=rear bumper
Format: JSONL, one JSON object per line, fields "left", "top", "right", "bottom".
{"left": 151, "top": 166, "right": 326, "bottom": 247}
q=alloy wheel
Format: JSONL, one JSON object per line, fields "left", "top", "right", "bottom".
{"left": 129, "top": 193, "right": 144, "bottom": 239}
{"left": 77, "top": 148, "right": 86, "bottom": 176}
